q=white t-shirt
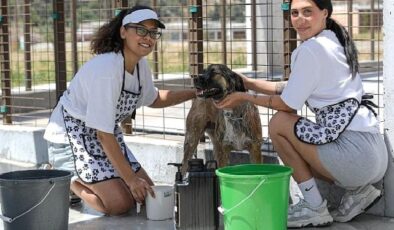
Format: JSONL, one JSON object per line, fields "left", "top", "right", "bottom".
{"left": 44, "top": 52, "right": 158, "bottom": 143}
{"left": 281, "top": 30, "right": 379, "bottom": 133}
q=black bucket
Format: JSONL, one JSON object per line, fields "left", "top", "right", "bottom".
{"left": 0, "top": 170, "right": 73, "bottom": 230}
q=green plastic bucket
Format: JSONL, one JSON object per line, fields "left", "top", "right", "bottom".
{"left": 0, "top": 170, "right": 73, "bottom": 230}
{"left": 216, "top": 164, "right": 293, "bottom": 230}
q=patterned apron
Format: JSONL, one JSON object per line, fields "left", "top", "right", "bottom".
{"left": 294, "top": 98, "right": 359, "bottom": 145}
{"left": 63, "top": 61, "right": 142, "bottom": 183}
{"left": 294, "top": 96, "right": 378, "bottom": 145}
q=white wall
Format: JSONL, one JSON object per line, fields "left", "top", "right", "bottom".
{"left": 384, "top": 0, "right": 394, "bottom": 151}
{"left": 0, "top": 125, "right": 48, "bottom": 164}
{"left": 382, "top": 0, "right": 394, "bottom": 217}
{"left": 246, "top": 0, "right": 284, "bottom": 73}
{"left": 126, "top": 136, "right": 206, "bottom": 185}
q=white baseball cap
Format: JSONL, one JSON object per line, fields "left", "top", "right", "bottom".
{"left": 122, "top": 9, "right": 165, "bottom": 29}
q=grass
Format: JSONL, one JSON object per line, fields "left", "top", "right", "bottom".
{"left": 353, "top": 31, "right": 383, "bottom": 40}
{"left": 3, "top": 38, "right": 379, "bottom": 89}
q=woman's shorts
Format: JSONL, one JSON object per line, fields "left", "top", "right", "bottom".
{"left": 47, "top": 141, "right": 141, "bottom": 183}
{"left": 317, "top": 130, "right": 388, "bottom": 189}
{"left": 48, "top": 142, "right": 79, "bottom": 182}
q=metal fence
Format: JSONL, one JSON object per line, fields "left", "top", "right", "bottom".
{"left": 0, "top": 0, "right": 384, "bottom": 141}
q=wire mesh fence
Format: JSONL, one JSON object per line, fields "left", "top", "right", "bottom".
{"left": 0, "top": 0, "right": 384, "bottom": 142}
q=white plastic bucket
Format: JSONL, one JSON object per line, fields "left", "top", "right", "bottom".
{"left": 145, "top": 185, "right": 174, "bottom": 221}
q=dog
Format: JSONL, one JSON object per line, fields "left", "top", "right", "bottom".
{"left": 182, "top": 64, "right": 263, "bottom": 174}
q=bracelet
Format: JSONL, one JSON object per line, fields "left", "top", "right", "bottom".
{"left": 268, "top": 95, "right": 273, "bottom": 109}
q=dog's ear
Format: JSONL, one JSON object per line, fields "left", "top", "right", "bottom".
{"left": 231, "top": 71, "right": 246, "bottom": 92}
{"left": 218, "top": 64, "right": 246, "bottom": 92}
{"left": 202, "top": 65, "right": 212, "bottom": 79}
{"left": 202, "top": 67, "right": 208, "bottom": 75}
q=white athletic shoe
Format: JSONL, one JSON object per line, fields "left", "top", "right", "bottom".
{"left": 331, "top": 185, "right": 381, "bottom": 222}
{"left": 288, "top": 199, "right": 333, "bottom": 228}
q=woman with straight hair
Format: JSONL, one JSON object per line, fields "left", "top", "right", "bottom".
{"left": 215, "top": 0, "right": 387, "bottom": 227}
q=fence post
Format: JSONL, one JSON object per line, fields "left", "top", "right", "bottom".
{"left": 188, "top": 0, "right": 203, "bottom": 80}
{"left": 0, "top": 0, "right": 12, "bottom": 124}
{"left": 250, "top": 0, "right": 257, "bottom": 71}
{"left": 70, "top": 0, "right": 78, "bottom": 76}
{"left": 152, "top": 0, "right": 159, "bottom": 80}
{"left": 189, "top": 0, "right": 204, "bottom": 142}
{"left": 24, "top": 0, "right": 32, "bottom": 91}
{"left": 282, "top": 0, "right": 296, "bottom": 80}
{"left": 53, "top": 0, "right": 67, "bottom": 100}
{"left": 221, "top": 0, "right": 227, "bottom": 66}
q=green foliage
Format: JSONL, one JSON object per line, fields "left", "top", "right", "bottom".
{"left": 206, "top": 2, "right": 245, "bottom": 23}
{"left": 75, "top": 3, "right": 101, "bottom": 23}
{"left": 6, "top": 0, "right": 247, "bottom": 88}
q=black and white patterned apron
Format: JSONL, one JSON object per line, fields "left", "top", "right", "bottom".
{"left": 63, "top": 58, "right": 142, "bottom": 183}
{"left": 294, "top": 98, "right": 360, "bottom": 145}
{"left": 294, "top": 95, "right": 378, "bottom": 145}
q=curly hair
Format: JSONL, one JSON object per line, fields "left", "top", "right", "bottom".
{"left": 90, "top": 5, "right": 156, "bottom": 55}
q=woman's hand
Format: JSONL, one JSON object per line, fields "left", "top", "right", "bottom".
{"left": 126, "top": 176, "right": 155, "bottom": 204}
{"left": 214, "top": 92, "right": 248, "bottom": 109}
{"left": 235, "top": 72, "right": 252, "bottom": 90}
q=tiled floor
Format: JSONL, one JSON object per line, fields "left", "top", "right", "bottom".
{"left": 2, "top": 161, "right": 394, "bottom": 230}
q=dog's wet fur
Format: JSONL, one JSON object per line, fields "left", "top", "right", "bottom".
{"left": 183, "top": 64, "right": 263, "bottom": 173}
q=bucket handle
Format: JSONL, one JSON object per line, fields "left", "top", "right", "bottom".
{"left": 0, "top": 181, "right": 56, "bottom": 223}
{"left": 218, "top": 177, "right": 266, "bottom": 216}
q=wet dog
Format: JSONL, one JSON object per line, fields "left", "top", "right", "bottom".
{"left": 182, "top": 64, "right": 263, "bottom": 173}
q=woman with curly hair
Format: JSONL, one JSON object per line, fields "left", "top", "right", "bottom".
{"left": 44, "top": 5, "right": 196, "bottom": 215}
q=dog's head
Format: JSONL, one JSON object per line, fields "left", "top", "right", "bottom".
{"left": 194, "top": 64, "right": 246, "bottom": 101}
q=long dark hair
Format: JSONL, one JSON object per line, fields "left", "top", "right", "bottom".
{"left": 90, "top": 5, "right": 156, "bottom": 55}
{"left": 290, "top": 0, "right": 359, "bottom": 78}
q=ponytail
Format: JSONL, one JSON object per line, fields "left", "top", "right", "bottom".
{"left": 326, "top": 18, "right": 359, "bottom": 79}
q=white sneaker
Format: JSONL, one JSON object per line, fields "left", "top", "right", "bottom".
{"left": 288, "top": 199, "right": 333, "bottom": 228}
{"left": 331, "top": 185, "right": 381, "bottom": 222}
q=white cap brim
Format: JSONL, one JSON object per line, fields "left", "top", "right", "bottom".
{"left": 122, "top": 9, "right": 165, "bottom": 29}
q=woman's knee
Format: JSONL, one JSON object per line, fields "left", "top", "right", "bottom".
{"left": 89, "top": 179, "right": 135, "bottom": 216}
{"left": 103, "top": 195, "right": 134, "bottom": 216}
{"left": 268, "top": 111, "right": 290, "bottom": 136}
